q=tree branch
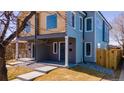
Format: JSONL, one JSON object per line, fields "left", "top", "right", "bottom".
{"left": 3, "top": 11, "right": 36, "bottom": 46}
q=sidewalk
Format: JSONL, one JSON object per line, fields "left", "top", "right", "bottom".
{"left": 119, "top": 62, "right": 124, "bottom": 81}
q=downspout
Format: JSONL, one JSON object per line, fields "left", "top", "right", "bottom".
{"left": 82, "top": 12, "right": 87, "bottom": 63}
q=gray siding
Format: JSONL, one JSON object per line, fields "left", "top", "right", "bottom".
{"left": 84, "top": 11, "right": 96, "bottom": 62}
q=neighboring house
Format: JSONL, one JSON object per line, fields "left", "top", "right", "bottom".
{"left": 18, "top": 11, "right": 112, "bottom": 67}
{"left": 6, "top": 40, "right": 29, "bottom": 60}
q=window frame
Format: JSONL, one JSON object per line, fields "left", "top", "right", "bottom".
{"left": 85, "top": 42, "right": 92, "bottom": 57}
{"left": 71, "top": 12, "right": 76, "bottom": 29}
{"left": 53, "top": 42, "right": 57, "bottom": 54}
{"left": 79, "top": 16, "right": 83, "bottom": 32}
{"left": 46, "top": 13, "right": 57, "bottom": 30}
{"left": 85, "top": 17, "right": 93, "bottom": 32}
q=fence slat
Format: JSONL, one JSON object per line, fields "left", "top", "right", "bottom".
{"left": 96, "top": 48, "right": 122, "bottom": 70}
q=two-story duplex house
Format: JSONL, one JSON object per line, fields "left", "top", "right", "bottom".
{"left": 18, "top": 11, "right": 112, "bottom": 67}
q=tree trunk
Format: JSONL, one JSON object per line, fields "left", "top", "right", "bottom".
{"left": 122, "top": 44, "right": 124, "bottom": 56}
{"left": 0, "top": 44, "right": 8, "bottom": 81}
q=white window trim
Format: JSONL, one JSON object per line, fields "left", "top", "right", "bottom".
{"left": 72, "top": 12, "right": 76, "bottom": 29}
{"left": 79, "top": 16, "right": 83, "bottom": 32}
{"left": 85, "top": 17, "right": 93, "bottom": 32}
{"left": 53, "top": 42, "right": 57, "bottom": 54}
{"left": 46, "top": 13, "right": 58, "bottom": 31}
{"left": 85, "top": 42, "right": 92, "bottom": 57}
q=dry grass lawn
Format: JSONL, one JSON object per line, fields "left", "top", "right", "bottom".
{"left": 7, "top": 64, "right": 121, "bottom": 81}
{"left": 8, "top": 66, "right": 33, "bottom": 80}
{"left": 34, "top": 67, "right": 104, "bottom": 81}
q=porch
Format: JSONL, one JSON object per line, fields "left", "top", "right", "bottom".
{"left": 34, "top": 37, "right": 76, "bottom": 67}
{"left": 17, "top": 34, "right": 76, "bottom": 67}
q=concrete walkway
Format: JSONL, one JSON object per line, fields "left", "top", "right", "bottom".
{"left": 34, "top": 66, "right": 57, "bottom": 73}
{"left": 119, "top": 62, "right": 124, "bottom": 81}
{"left": 11, "top": 65, "right": 58, "bottom": 81}
{"left": 17, "top": 71, "right": 45, "bottom": 81}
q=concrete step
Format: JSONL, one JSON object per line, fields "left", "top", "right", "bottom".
{"left": 7, "top": 61, "right": 24, "bottom": 66}
{"left": 18, "top": 58, "right": 35, "bottom": 62}
{"left": 16, "top": 71, "right": 45, "bottom": 81}
{"left": 34, "top": 66, "right": 57, "bottom": 73}
{"left": 6, "top": 65, "right": 12, "bottom": 68}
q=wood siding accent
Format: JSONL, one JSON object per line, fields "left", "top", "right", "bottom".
{"left": 19, "top": 11, "right": 66, "bottom": 37}
{"left": 19, "top": 14, "right": 35, "bottom": 37}
{"left": 39, "top": 11, "right": 66, "bottom": 34}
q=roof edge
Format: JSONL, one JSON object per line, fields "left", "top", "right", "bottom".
{"left": 97, "top": 11, "right": 112, "bottom": 30}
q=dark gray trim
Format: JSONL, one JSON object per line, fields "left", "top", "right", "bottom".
{"left": 34, "top": 13, "right": 39, "bottom": 61}
{"left": 37, "top": 33, "right": 66, "bottom": 39}
{"left": 18, "top": 33, "right": 66, "bottom": 41}
{"left": 18, "top": 36, "right": 35, "bottom": 41}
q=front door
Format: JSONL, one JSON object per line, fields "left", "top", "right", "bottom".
{"left": 60, "top": 43, "right": 65, "bottom": 61}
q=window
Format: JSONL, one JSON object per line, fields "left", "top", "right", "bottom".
{"left": 53, "top": 42, "right": 57, "bottom": 54}
{"left": 85, "top": 42, "right": 92, "bottom": 57}
{"left": 103, "top": 22, "right": 109, "bottom": 42}
{"left": 85, "top": 17, "right": 93, "bottom": 32}
{"left": 24, "top": 21, "right": 31, "bottom": 33}
{"left": 103, "top": 21, "right": 105, "bottom": 41}
{"left": 72, "top": 12, "right": 76, "bottom": 28}
{"left": 46, "top": 14, "right": 57, "bottom": 30}
{"left": 79, "top": 17, "right": 83, "bottom": 31}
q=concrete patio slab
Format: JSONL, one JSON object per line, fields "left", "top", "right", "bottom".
{"left": 18, "top": 61, "right": 35, "bottom": 66}
{"left": 26, "top": 63, "right": 46, "bottom": 69}
{"left": 16, "top": 71, "right": 45, "bottom": 81}
{"left": 7, "top": 61, "right": 24, "bottom": 66}
{"left": 11, "top": 79, "right": 24, "bottom": 81}
{"left": 34, "top": 66, "right": 57, "bottom": 73}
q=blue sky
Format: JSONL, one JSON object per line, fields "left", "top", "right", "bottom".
{"left": 101, "top": 11, "right": 122, "bottom": 45}
{"left": 101, "top": 11, "right": 122, "bottom": 22}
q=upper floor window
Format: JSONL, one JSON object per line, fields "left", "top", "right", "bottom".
{"left": 79, "top": 17, "right": 83, "bottom": 31}
{"left": 85, "top": 17, "right": 93, "bottom": 32}
{"left": 72, "top": 12, "right": 76, "bottom": 28}
{"left": 24, "top": 21, "right": 31, "bottom": 33}
{"left": 46, "top": 14, "right": 57, "bottom": 30}
{"left": 103, "top": 21, "right": 105, "bottom": 41}
{"left": 103, "top": 22, "right": 109, "bottom": 42}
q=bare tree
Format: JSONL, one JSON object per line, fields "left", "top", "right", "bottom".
{"left": 0, "top": 11, "right": 77, "bottom": 81}
{"left": 111, "top": 12, "right": 124, "bottom": 51}
{"left": 0, "top": 11, "right": 36, "bottom": 81}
